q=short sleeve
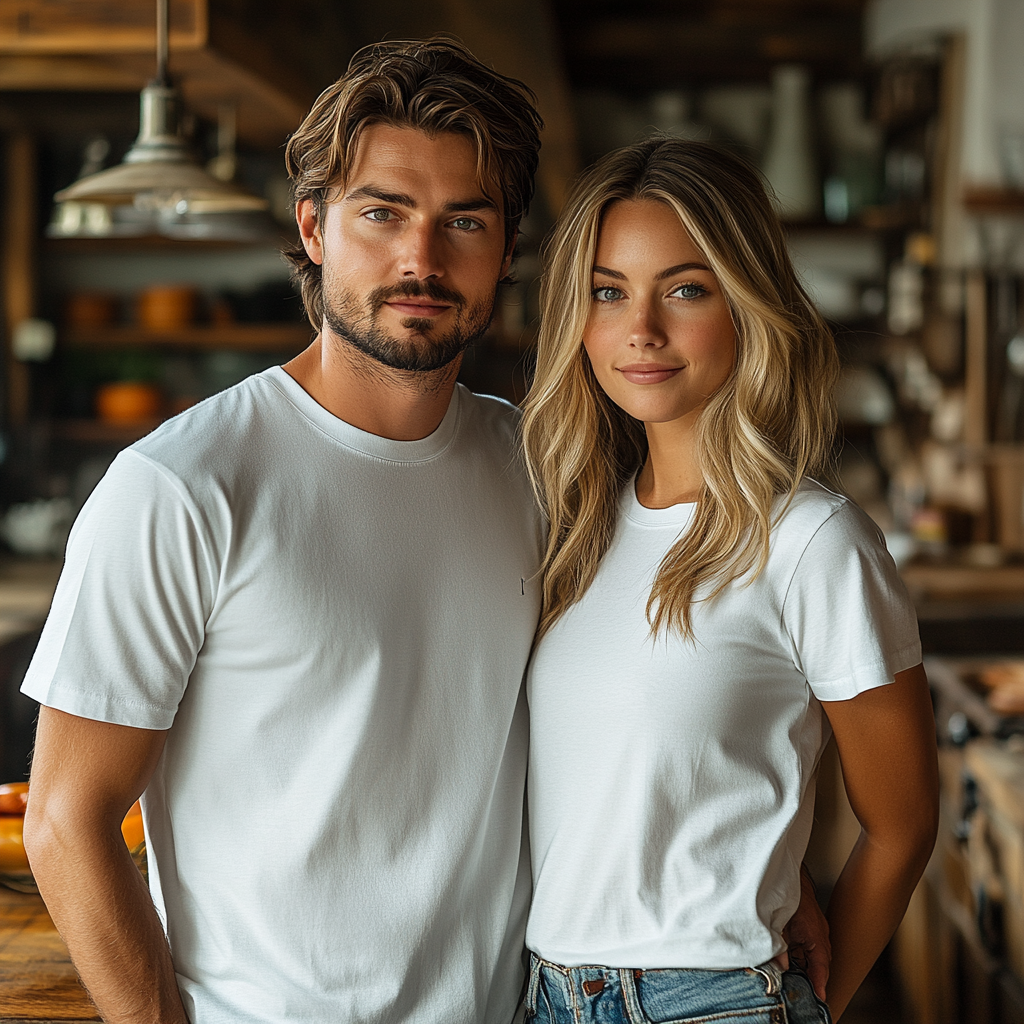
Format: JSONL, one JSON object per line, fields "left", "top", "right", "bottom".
{"left": 20, "top": 450, "right": 216, "bottom": 729}
{"left": 781, "top": 501, "right": 921, "bottom": 702}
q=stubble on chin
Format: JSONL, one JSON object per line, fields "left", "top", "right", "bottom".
{"left": 322, "top": 283, "right": 495, "bottom": 380}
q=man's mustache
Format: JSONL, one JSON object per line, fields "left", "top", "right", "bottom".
{"left": 369, "top": 280, "right": 467, "bottom": 313}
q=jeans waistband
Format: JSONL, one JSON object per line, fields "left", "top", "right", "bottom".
{"left": 525, "top": 952, "right": 789, "bottom": 1024}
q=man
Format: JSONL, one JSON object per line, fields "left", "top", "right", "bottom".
{"left": 23, "top": 38, "right": 827, "bottom": 1024}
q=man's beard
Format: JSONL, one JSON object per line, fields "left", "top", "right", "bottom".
{"left": 323, "top": 278, "right": 494, "bottom": 373}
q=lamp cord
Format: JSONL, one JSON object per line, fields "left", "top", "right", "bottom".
{"left": 155, "top": 0, "right": 169, "bottom": 85}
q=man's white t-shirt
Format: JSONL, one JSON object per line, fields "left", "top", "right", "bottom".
{"left": 22, "top": 368, "right": 544, "bottom": 1024}
{"left": 525, "top": 479, "right": 920, "bottom": 970}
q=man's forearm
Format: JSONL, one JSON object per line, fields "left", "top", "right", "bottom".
{"left": 26, "top": 817, "right": 188, "bottom": 1024}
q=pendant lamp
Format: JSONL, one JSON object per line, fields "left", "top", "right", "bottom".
{"left": 52, "top": 0, "right": 271, "bottom": 239}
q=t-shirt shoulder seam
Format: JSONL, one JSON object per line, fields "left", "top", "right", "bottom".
{"left": 120, "top": 448, "right": 220, "bottom": 601}
{"left": 778, "top": 496, "right": 853, "bottom": 616}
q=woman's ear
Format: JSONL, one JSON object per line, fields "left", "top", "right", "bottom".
{"left": 296, "top": 199, "right": 324, "bottom": 266}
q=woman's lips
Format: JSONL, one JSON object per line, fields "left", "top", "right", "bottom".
{"left": 386, "top": 301, "right": 451, "bottom": 318}
{"left": 617, "top": 364, "right": 682, "bottom": 384}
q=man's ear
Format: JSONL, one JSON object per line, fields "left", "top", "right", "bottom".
{"left": 296, "top": 199, "right": 324, "bottom": 266}
{"left": 499, "top": 227, "right": 519, "bottom": 282}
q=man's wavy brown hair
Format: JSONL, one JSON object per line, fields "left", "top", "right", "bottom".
{"left": 283, "top": 38, "right": 543, "bottom": 330}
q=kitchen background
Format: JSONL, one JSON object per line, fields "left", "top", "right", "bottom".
{"left": 0, "top": 2, "right": 1023, "bottom": 1022}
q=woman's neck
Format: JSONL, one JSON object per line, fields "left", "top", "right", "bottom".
{"left": 635, "top": 418, "right": 704, "bottom": 509}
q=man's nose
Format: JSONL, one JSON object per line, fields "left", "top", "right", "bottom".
{"left": 397, "top": 222, "right": 444, "bottom": 279}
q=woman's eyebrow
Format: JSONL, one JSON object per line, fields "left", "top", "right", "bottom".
{"left": 656, "top": 262, "right": 711, "bottom": 279}
{"left": 592, "top": 262, "right": 712, "bottom": 281}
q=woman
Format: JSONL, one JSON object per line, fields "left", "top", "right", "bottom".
{"left": 520, "top": 138, "right": 938, "bottom": 1023}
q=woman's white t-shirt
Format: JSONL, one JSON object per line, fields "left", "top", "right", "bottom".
{"left": 525, "top": 479, "right": 921, "bottom": 970}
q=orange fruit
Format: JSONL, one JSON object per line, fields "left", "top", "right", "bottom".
{"left": 0, "top": 781, "right": 29, "bottom": 816}
{"left": 0, "top": 793, "right": 144, "bottom": 880}
{"left": 121, "top": 801, "right": 145, "bottom": 850}
{"left": 0, "top": 815, "right": 28, "bottom": 873}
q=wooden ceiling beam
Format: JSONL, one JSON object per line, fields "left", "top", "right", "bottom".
{"left": 0, "top": 1, "right": 346, "bottom": 150}
{"left": 555, "top": 0, "right": 867, "bottom": 15}
{"left": 0, "top": 0, "right": 206, "bottom": 53}
{"left": 564, "top": 11, "right": 865, "bottom": 87}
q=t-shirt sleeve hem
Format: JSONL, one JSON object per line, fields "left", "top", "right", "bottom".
{"left": 810, "top": 639, "right": 923, "bottom": 703}
{"left": 22, "top": 678, "right": 178, "bottom": 731}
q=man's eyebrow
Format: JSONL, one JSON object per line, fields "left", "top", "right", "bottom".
{"left": 441, "top": 197, "right": 498, "bottom": 214}
{"left": 343, "top": 186, "right": 416, "bottom": 206}
{"left": 592, "top": 262, "right": 712, "bottom": 281}
{"left": 341, "top": 187, "right": 498, "bottom": 215}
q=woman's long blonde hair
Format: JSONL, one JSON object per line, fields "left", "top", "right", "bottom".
{"left": 521, "top": 138, "right": 839, "bottom": 641}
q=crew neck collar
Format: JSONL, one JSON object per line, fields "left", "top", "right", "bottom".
{"left": 621, "top": 476, "right": 697, "bottom": 528}
{"left": 262, "top": 365, "right": 461, "bottom": 463}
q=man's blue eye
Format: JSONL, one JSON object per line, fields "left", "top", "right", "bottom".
{"left": 368, "top": 209, "right": 392, "bottom": 221}
{"left": 452, "top": 218, "right": 479, "bottom": 230}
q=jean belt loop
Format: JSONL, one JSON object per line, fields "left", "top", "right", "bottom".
{"left": 618, "top": 967, "right": 647, "bottom": 1024}
{"left": 752, "top": 960, "right": 783, "bottom": 997}
{"left": 526, "top": 952, "right": 542, "bottom": 1017}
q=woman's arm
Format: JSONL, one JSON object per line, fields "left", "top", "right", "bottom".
{"left": 820, "top": 663, "right": 939, "bottom": 1020}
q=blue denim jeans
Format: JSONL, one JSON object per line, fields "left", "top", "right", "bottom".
{"left": 524, "top": 952, "right": 832, "bottom": 1024}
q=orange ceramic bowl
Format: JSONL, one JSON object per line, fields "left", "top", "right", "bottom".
{"left": 96, "top": 381, "right": 163, "bottom": 425}
{"left": 0, "top": 781, "right": 29, "bottom": 816}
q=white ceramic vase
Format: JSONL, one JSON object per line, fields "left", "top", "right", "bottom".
{"left": 762, "top": 65, "right": 819, "bottom": 220}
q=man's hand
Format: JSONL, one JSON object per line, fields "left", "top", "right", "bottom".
{"left": 782, "top": 864, "right": 831, "bottom": 1000}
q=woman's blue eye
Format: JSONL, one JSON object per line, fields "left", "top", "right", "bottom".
{"left": 593, "top": 287, "right": 622, "bottom": 302}
{"left": 672, "top": 282, "right": 706, "bottom": 299}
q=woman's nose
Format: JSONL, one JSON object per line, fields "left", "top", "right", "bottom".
{"left": 627, "top": 302, "right": 667, "bottom": 348}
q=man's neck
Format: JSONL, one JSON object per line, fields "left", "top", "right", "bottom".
{"left": 283, "top": 333, "right": 461, "bottom": 441}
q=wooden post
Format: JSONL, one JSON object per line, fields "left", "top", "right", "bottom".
{"left": 932, "top": 33, "right": 967, "bottom": 276}
{"left": 2, "top": 132, "right": 36, "bottom": 428}
{"left": 964, "top": 269, "right": 987, "bottom": 447}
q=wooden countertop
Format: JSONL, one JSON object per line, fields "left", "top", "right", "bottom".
{"left": 901, "top": 559, "right": 1024, "bottom": 603}
{"left": 0, "top": 886, "right": 99, "bottom": 1021}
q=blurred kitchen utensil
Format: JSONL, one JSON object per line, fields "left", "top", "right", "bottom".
{"left": 762, "top": 65, "right": 819, "bottom": 220}
{"left": 0, "top": 499, "right": 73, "bottom": 557}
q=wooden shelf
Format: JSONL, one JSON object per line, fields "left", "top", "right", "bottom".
{"left": 52, "top": 419, "right": 163, "bottom": 444}
{"left": 45, "top": 235, "right": 296, "bottom": 253}
{"left": 64, "top": 323, "right": 311, "bottom": 352}
{"left": 963, "top": 186, "right": 1024, "bottom": 215}
{"left": 901, "top": 560, "right": 1024, "bottom": 602}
